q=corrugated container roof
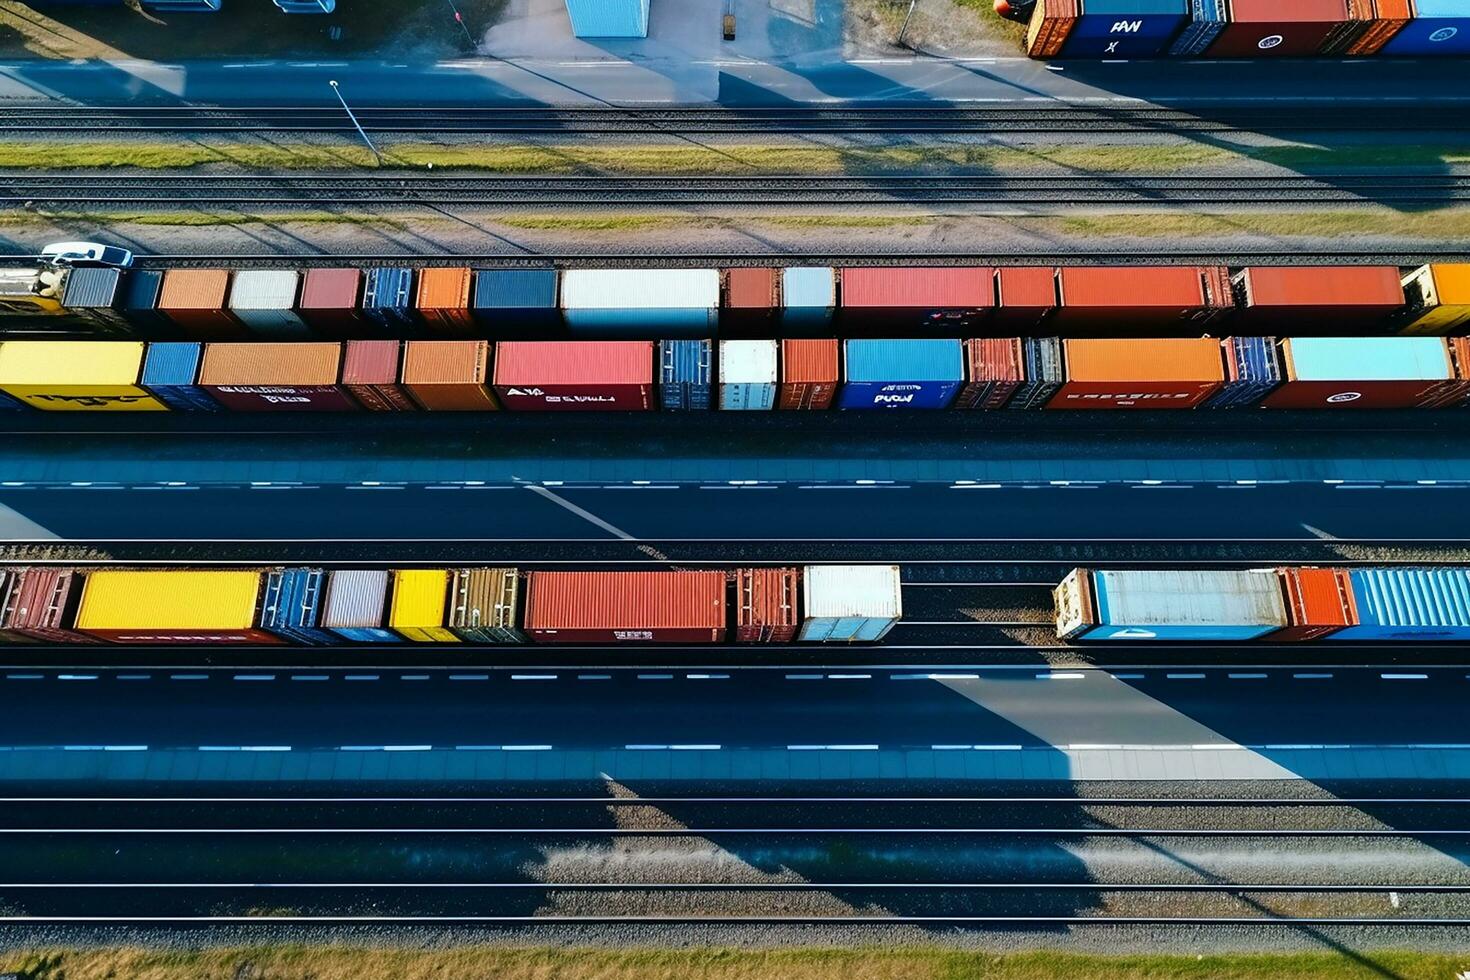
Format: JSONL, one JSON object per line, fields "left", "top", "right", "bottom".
{"left": 1281, "top": 567, "right": 1355, "bottom": 628}
{"left": 0, "top": 341, "right": 143, "bottom": 385}
{"left": 782, "top": 339, "right": 839, "bottom": 383}
{"left": 803, "top": 565, "right": 902, "bottom": 619}
{"left": 1242, "top": 266, "right": 1403, "bottom": 307}
{"left": 966, "top": 338, "right": 1026, "bottom": 382}
{"left": 998, "top": 267, "right": 1056, "bottom": 308}
{"left": 415, "top": 267, "right": 472, "bottom": 309}
{"left": 61, "top": 267, "right": 119, "bottom": 308}
{"left": 120, "top": 270, "right": 163, "bottom": 309}
{"left": 1229, "top": 0, "right": 1347, "bottom": 19}
{"left": 77, "top": 570, "right": 261, "bottom": 630}
{"left": 564, "top": 0, "right": 650, "bottom": 36}
{"left": 390, "top": 569, "right": 449, "bottom": 629}
{"left": 493, "top": 341, "right": 651, "bottom": 385}
{"left": 447, "top": 568, "right": 519, "bottom": 631}
{"left": 342, "top": 340, "right": 400, "bottom": 385}
{"left": 141, "top": 342, "right": 203, "bottom": 386}
{"left": 726, "top": 268, "right": 779, "bottom": 309}
{"left": 362, "top": 268, "right": 413, "bottom": 308}
{"left": 473, "top": 269, "right": 557, "bottom": 309}
{"left": 525, "top": 571, "right": 726, "bottom": 629}
{"left": 229, "top": 270, "right": 299, "bottom": 310}
{"left": 159, "top": 269, "right": 229, "bottom": 310}
{"left": 300, "top": 268, "right": 360, "bottom": 310}
{"left": 1414, "top": 0, "right": 1467, "bottom": 12}
{"left": 200, "top": 343, "right": 342, "bottom": 385}
{"left": 401, "top": 341, "right": 489, "bottom": 383}
{"left": 840, "top": 267, "right": 994, "bottom": 308}
{"left": 719, "top": 340, "right": 778, "bottom": 384}
{"left": 1064, "top": 339, "right": 1224, "bottom": 382}
{"left": 1350, "top": 568, "right": 1470, "bottom": 629}
{"left": 1283, "top": 337, "right": 1451, "bottom": 381}
{"left": 322, "top": 569, "right": 389, "bottom": 628}
{"left": 1094, "top": 570, "right": 1287, "bottom": 628}
{"left": 1427, "top": 264, "right": 1470, "bottom": 306}
{"left": 783, "top": 267, "right": 836, "bottom": 308}
{"left": 845, "top": 339, "right": 964, "bottom": 382}
{"left": 1059, "top": 266, "right": 1204, "bottom": 308}
{"left": 561, "top": 269, "right": 720, "bottom": 310}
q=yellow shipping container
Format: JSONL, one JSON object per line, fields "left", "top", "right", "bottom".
{"left": 78, "top": 570, "right": 263, "bottom": 631}
{"left": 0, "top": 341, "right": 166, "bottom": 411}
{"left": 1400, "top": 264, "right": 1470, "bottom": 335}
{"left": 390, "top": 569, "right": 459, "bottom": 643}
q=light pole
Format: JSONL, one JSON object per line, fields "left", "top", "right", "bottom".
{"left": 444, "top": 0, "right": 477, "bottom": 49}
{"left": 328, "top": 79, "right": 382, "bottom": 167}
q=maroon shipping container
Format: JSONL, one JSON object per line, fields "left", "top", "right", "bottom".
{"left": 198, "top": 343, "right": 357, "bottom": 411}
{"left": 840, "top": 267, "right": 994, "bottom": 326}
{"left": 3, "top": 568, "right": 97, "bottom": 643}
{"left": 957, "top": 338, "right": 1025, "bottom": 409}
{"left": 779, "top": 339, "right": 840, "bottom": 410}
{"left": 995, "top": 267, "right": 1057, "bottom": 327}
{"left": 735, "top": 567, "right": 798, "bottom": 642}
{"left": 523, "top": 570, "right": 728, "bottom": 643}
{"left": 1053, "top": 266, "right": 1230, "bottom": 328}
{"left": 1206, "top": 0, "right": 1351, "bottom": 57}
{"left": 492, "top": 341, "right": 654, "bottom": 411}
{"left": 297, "top": 268, "right": 362, "bottom": 333}
{"left": 342, "top": 340, "right": 416, "bottom": 412}
{"left": 1233, "top": 266, "right": 1405, "bottom": 328}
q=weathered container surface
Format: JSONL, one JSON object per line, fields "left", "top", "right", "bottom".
{"left": 493, "top": 340, "right": 653, "bottom": 411}
{"left": 473, "top": 269, "right": 557, "bottom": 315}
{"left": 839, "top": 267, "right": 995, "bottom": 327}
{"left": 390, "top": 569, "right": 459, "bottom": 643}
{"left": 1204, "top": 336, "right": 1282, "bottom": 409}
{"left": 1050, "top": 338, "right": 1223, "bottom": 410}
{"left": 1056, "top": 568, "right": 1287, "bottom": 641}
{"left": 142, "top": 341, "right": 221, "bottom": 412}
{"left": 725, "top": 268, "right": 781, "bottom": 310}
{"left": 0, "top": 341, "right": 166, "bottom": 412}
{"left": 228, "top": 270, "right": 306, "bottom": 336}
{"left": 799, "top": 565, "right": 902, "bottom": 642}
{"left": 523, "top": 570, "right": 728, "bottom": 643}
{"left": 1054, "top": 266, "right": 1215, "bottom": 326}
{"left": 782, "top": 268, "right": 837, "bottom": 310}
{"left": 1234, "top": 266, "right": 1405, "bottom": 326}
{"left": 736, "top": 567, "right": 799, "bottom": 642}
{"left": 1274, "top": 567, "right": 1356, "bottom": 641}
{"left": 259, "top": 567, "right": 336, "bottom": 645}
{"left": 561, "top": 270, "right": 720, "bottom": 334}
{"left": 1169, "top": 0, "right": 1229, "bottom": 55}
{"left": 76, "top": 569, "right": 279, "bottom": 644}
{"left": 199, "top": 342, "right": 357, "bottom": 411}
{"left": 659, "top": 339, "right": 713, "bottom": 411}
{"left": 1330, "top": 568, "right": 1470, "bottom": 640}
{"left": 448, "top": 568, "right": 524, "bottom": 643}
{"left": 839, "top": 339, "right": 964, "bottom": 410}
{"left": 1343, "top": 0, "right": 1412, "bottom": 54}
{"left": 298, "top": 268, "right": 362, "bottom": 332}
{"left": 1320, "top": 0, "right": 1387, "bottom": 52}
{"left": 995, "top": 267, "right": 1057, "bottom": 326}
{"left": 1061, "top": 0, "right": 1190, "bottom": 57}
{"left": 361, "top": 268, "right": 415, "bottom": 328}
{"left": 1382, "top": 0, "right": 1470, "bottom": 55}
{"left": 4, "top": 568, "right": 97, "bottom": 643}
{"left": 718, "top": 339, "right": 778, "bottom": 411}
{"left": 415, "top": 267, "right": 475, "bottom": 333}
{"left": 343, "top": 340, "right": 415, "bottom": 412}
{"left": 1010, "top": 338, "right": 1065, "bottom": 410}
{"left": 0, "top": 568, "right": 23, "bottom": 642}
{"left": 957, "top": 338, "right": 1025, "bottom": 410}
{"left": 1263, "top": 337, "right": 1458, "bottom": 409}
{"left": 1399, "top": 264, "right": 1470, "bottom": 335}
{"left": 564, "top": 0, "right": 649, "bottom": 37}
{"left": 1028, "top": 0, "right": 1081, "bottom": 56}
{"left": 321, "top": 569, "right": 397, "bottom": 643}
{"left": 60, "top": 267, "right": 124, "bottom": 328}
{"left": 1204, "top": 0, "right": 1351, "bottom": 55}
{"left": 118, "top": 270, "right": 170, "bottom": 335}
{"left": 401, "top": 340, "right": 498, "bottom": 411}
{"left": 779, "top": 339, "right": 839, "bottom": 410}
{"left": 158, "top": 269, "right": 242, "bottom": 338}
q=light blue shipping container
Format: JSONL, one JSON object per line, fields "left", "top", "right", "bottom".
{"left": 1284, "top": 336, "right": 1452, "bottom": 381}
{"left": 1077, "top": 569, "right": 1286, "bottom": 641}
{"left": 259, "top": 568, "right": 336, "bottom": 645}
{"left": 839, "top": 339, "right": 963, "bottom": 410}
{"left": 141, "top": 342, "right": 221, "bottom": 412}
{"left": 783, "top": 267, "right": 837, "bottom": 309}
{"left": 562, "top": 269, "right": 719, "bottom": 336}
{"left": 1168, "top": 0, "right": 1228, "bottom": 56}
{"left": 1330, "top": 568, "right": 1470, "bottom": 640}
{"left": 718, "top": 339, "right": 778, "bottom": 411}
{"left": 564, "top": 0, "right": 650, "bottom": 37}
{"left": 1382, "top": 0, "right": 1470, "bottom": 55}
{"left": 659, "top": 339, "right": 712, "bottom": 411}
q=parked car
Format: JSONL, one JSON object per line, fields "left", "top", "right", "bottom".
{"left": 40, "top": 241, "right": 135, "bottom": 269}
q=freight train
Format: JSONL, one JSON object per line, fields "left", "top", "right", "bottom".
{"left": 1056, "top": 567, "right": 1470, "bottom": 641}
{"left": 1023, "top": 1, "right": 1469, "bottom": 59}
{"left": 2, "top": 262, "right": 1467, "bottom": 340}
{"left": 0, "top": 565, "right": 902, "bottom": 646}
{"left": 6, "top": 335, "right": 1470, "bottom": 412}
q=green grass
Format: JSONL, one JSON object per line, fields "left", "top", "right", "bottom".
{"left": 1052, "top": 207, "right": 1470, "bottom": 239}
{"left": 953, "top": 0, "right": 1029, "bottom": 45}
{"left": 0, "top": 209, "right": 412, "bottom": 229}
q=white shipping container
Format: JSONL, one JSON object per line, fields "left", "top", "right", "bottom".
{"left": 322, "top": 569, "right": 395, "bottom": 641}
{"left": 1058, "top": 569, "right": 1288, "bottom": 642}
{"left": 229, "top": 270, "right": 306, "bottom": 336}
{"left": 561, "top": 269, "right": 720, "bottom": 311}
{"left": 718, "top": 339, "right": 778, "bottom": 410}
{"left": 800, "top": 565, "right": 902, "bottom": 642}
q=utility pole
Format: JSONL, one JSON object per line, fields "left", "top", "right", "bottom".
{"left": 897, "top": 0, "right": 918, "bottom": 48}
{"left": 444, "top": 0, "right": 477, "bottom": 49}
{"left": 329, "top": 79, "right": 382, "bottom": 167}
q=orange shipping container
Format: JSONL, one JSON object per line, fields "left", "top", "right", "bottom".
{"left": 158, "top": 270, "right": 242, "bottom": 338}
{"left": 995, "top": 267, "right": 1056, "bottom": 326}
{"left": 1050, "top": 338, "right": 1224, "bottom": 410}
{"left": 1274, "top": 567, "right": 1357, "bottom": 641}
{"left": 523, "top": 570, "right": 727, "bottom": 643}
{"left": 1026, "top": 0, "right": 1079, "bottom": 57}
{"left": 1346, "top": 0, "right": 1412, "bottom": 54}
{"left": 779, "top": 339, "right": 839, "bottom": 410}
{"left": 199, "top": 342, "right": 356, "bottom": 411}
{"left": 1054, "top": 266, "right": 1226, "bottom": 328}
{"left": 415, "top": 268, "right": 475, "bottom": 332}
{"left": 400, "top": 340, "right": 498, "bottom": 410}
{"left": 736, "top": 567, "right": 798, "bottom": 642}
{"left": 1234, "top": 266, "right": 1405, "bottom": 327}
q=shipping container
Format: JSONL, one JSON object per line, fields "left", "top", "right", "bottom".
{"left": 839, "top": 267, "right": 994, "bottom": 327}
{"left": 1321, "top": 0, "right": 1406, "bottom": 52}
{"left": 736, "top": 567, "right": 799, "bottom": 642}
{"left": 523, "top": 570, "right": 727, "bottom": 643}
{"left": 3, "top": 568, "right": 95, "bottom": 643}
{"left": 799, "top": 565, "right": 902, "bottom": 642}
{"left": 297, "top": 268, "right": 362, "bottom": 333}
{"left": 389, "top": 569, "right": 459, "bottom": 643}
{"left": 493, "top": 340, "right": 653, "bottom": 410}
{"left": 141, "top": 341, "right": 221, "bottom": 412}
{"left": 1028, "top": 0, "right": 1081, "bottom": 56}
{"left": 228, "top": 270, "right": 306, "bottom": 336}
{"left": 839, "top": 338, "right": 964, "bottom": 409}
{"left": 1233, "top": 266, "right": 1405, "bottom": 328}
{"left": 158, "top": 269, "right": 241, "bottom": 337}
{"left": 1342, "top": 0, "right": 1412, "bottom": 54}
{"left": 779, "top": 338, "right": 840, "bottom": 410}
{"left": 400, "top": 340, "right": 498, "bottom": 411}
{"left": 471, "top": 269, "right": 558, "bottom": 332}
{"left": 415, "top": 267, "right": 474, "bottom": 333}
{"left": 718, "top": 339, "right": 778, "bottom": 410}
{"left": 0, "top": 390, "right": 22, "bottom": 411}
{"left": 361, "top": 268, "right": 415, "bottom": 329}
{"left": 117, "top": 270, "right": 170, "bottom": 335}
{"left": 0, "top": 341, "right": 166, "bottom": 411}
{"left": 995, "top": 267, "right": 1057, "bottom": 327}
{"left": 258, "top": 567, "right": 335, "bottom": 645}
{"left": 564, "top": 0, "right": 649, "bottom": 37}
{"left": 1274, "top": 567, "right": 1356, "bottom": 641}
{"left": 0, "top": 568, "right": 22, "bottom": 642}
{"left": 60, "top": 267, "right": 128, "bottom": 331}
{"left": 1203, "top": 336, "right": 1282, "bottom": 408}
{"left": 1381, "top": 0, "right": 1470, "bottom": 54}
{"left": 76, "top": 569, "right": 278, "bottom": 644}
{"left": 659, "top": 338, "right": 712, "bottom": 411}
{"left": 321, "top": 569, "right": 396, "bottom": 643}
{"left": 781, "top": 267, "right": 837, "bottom": 328}
{"left": 1262, "top": 336, "right": 1463, "bottom": 409}
{"left": 1061, "top": 0, "right": 1190, "bottom": 57}
{"left": 1171, "top": 0, "right": 1240, "bottom": 54}
{"left": 957, "top": 338, "right": 1026, "bottom": 410}
{"left": 1050, "top": 338, "right": 1224, "bottom": 409}
{"left": 1054, "top": 265, "right": 1228, "bottom": 327}
{"left": 1203, "top": 0, "right": 1352, "bottom": 55}
{"left": 447, "top": 568, "right": 523, "bottom": 643}
{"left": 1425, "top": 337, "right": 1470, "bottom": 408}
{"left": 199, "top": 342, "right": 357, "bottom": 411}
{"left": 342, "top": 339, "right": 416, "bottom": 411}
{"left": 1010, "top": 337, "right": 1065, "bottom": 409}
{"left": 1330, "top": 568, "right": 1470, "bottom": 640}
{"left": 1398, "top": 263, "right": 1470, "bottom": 334}
{"left": 561, "top": 269, "right": 720, "bottom": 335}
{"left": 1055, "top": 568, "right": 1287, "bottom": 641}
{"left": 725, "top": 268, "right": 780, "bottom": 311}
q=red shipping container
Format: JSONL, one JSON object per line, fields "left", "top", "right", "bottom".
{"left": 343, "top": 340, "right": 416, "bottom": 412}
{"left": 1050, "top": 339, "right": 1224, "bottom": 410}
{"left": 840, "top": 267, "right": 994, "bottom": 323}
{"left": 3, "top": 568, "right": 97, "bottom": 643}
{"left": 1234, "top": 266, "right": 1405, "bottom": 327}
{"left": 725, "top": 268, "right": 780, "bottom": 309}
{"left": 1054, "top": 266, "right": 1222, "bottom": 327}
{"left": 957, "top": 338, "right": 1025, "bottom": 409}
{"left": 493, "top": 341, "right": 653, "bottom": 411}
{"left": 297, "top": 268, "right": 362, "bottom": 333}
{"left": 736, "top": 567, "right": 798, "bottom": 642}
{"left": 1207, "top": 0, "right": 1352, "bottom": 57}
{"left": 523, "top": 570, "right": 727, "bottom": 643}
{"left": 199, "top": 343, "right": 358, "bottom": 411}
{"left": 996, "top": 267, "right": 1056, "bottom": 326}
{"left": 779, "top": 339, "right": 839, "bottom": 410}
{"left": 1274, "top": 567, "right": 1356, "bottom": 641}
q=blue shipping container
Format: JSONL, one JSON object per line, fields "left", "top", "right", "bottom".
{"left": 1381, "top": 0, "right": 1470, "bottom": 56}
{"left": 839, "top": 339, "right": 964, "bottom": 410}
{"left": 1331, "top": 568, "right": 1470, "bottom": 640}
{"left": 259, "top": 568, "right": 336, "bottom": 645}
{"left": 1205, "top": 336, "right": 1282, "bottom": 409}
{"left": 1168, "top": 0, "right": 1227, "bottom": 55}
{"left": 564, "top": 0, "right": 649, "bottom": 37}
{"left": 141, "top": 342, "right": 221, "bottom": 412}
{"left": 659, "top": 339, "right": 712, "bottom": 411}
{"left": 1062, "top": 0, "right": 1190, "bottom": 57}
{"left": 472, "top": 270, "right": 558, "bottom": 315}
{"left": 118, "top": 269, "right": 169, "bottom": 334}
{"left": 361, "top": 268, "right": 415, "bottom": 328}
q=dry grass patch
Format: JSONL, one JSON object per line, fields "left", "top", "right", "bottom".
{"left": 1054, "top": 207, "right": 1470, "bottom": 240}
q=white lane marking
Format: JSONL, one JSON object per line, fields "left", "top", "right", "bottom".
{"left": 1113, "top": 673, "right": 1145, "bottom": 680}
{"left": 1382, "top": 673, "right": 1428, "bottom": 680}
{"left": 511, "top": 674, "right": 555, "bottom": 681}
{"left": 233, "top": 674, "right": 275, "bottom": 682}
{"left": 400, "top": 675, "right": 430, "bottom": 681}
{"left": 58, "top": 675, "right": 97, "bottom": 681}
{"left": 687, "top": 674, "right": 729, "bottom": 680}
{"left": 1293, "top": 673, "right": 1333, "bottom": 679}
{"left": 383, "top": 745, "right": 431, "bottom": 752}
{"left": 1167, "top": 673, "right": 1206, "bottom": 680}
{"left": 786, "top": 674, "right": 823, "bottom": 680}
{"left": 1038, "top": 672, "right": 1085, "bottom": 680}
{"left": 4, "top": 674, "right": 42, "bottom": 680}
{"left": 1301, "top": 523, "right": 1338, "bottom": 540}
{"left": 521, "top": 483, "right": 634, "bottom": 540}
{"left": 344, "top": 675, "right": 380, "bottom": 681}
{"left": 972, "top": 745, "right": 1024, "bottom": 751}
{"left": 578, "top": 674, "right": 612, "bottom": 681}
{"left": 1229, "top": 673, "right": 1268, "bottom": 679}
{"left": 829, "top": 674, "right": 872, "bottom": 680}
{"left": 501, "top": 745, "right": 551, "bottom": 751}
{"left": 449, "top": 674, "right": 489, "bottom": 681}
{"left": 117, "top": 675, "right": 151, "bottom": 681}
{"left": 169, "top": 674, "right": 207, "bottom": 681}
{"left": 291, "top": 675, "right": 328, "bottom": 682}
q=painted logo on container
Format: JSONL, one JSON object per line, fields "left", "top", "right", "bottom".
{"left": 1429, "top": 27, "right": 1458, "bottom": 43}
{"left": 1326, "top": 391, "right": 1363, "bottom": 404}
{"left": 1257, "top": 34, "right": 1284, "bottom": 49}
